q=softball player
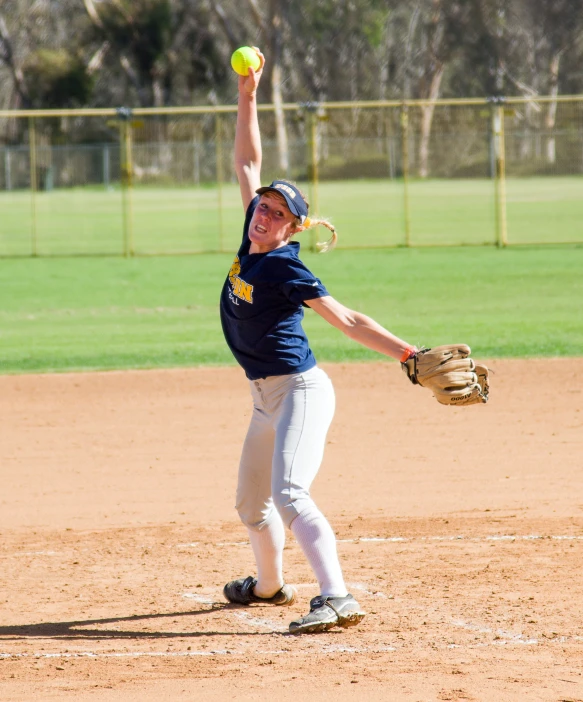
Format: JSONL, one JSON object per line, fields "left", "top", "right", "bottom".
{"left": 220, "top": 49, "right": 417, "bottom": 635}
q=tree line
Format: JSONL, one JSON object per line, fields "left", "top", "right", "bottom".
{"left": 1, "top": 0, "right": 582, "bottom": 112}
{"left": 1, "top": 0, "right": 582, "bottom": 180}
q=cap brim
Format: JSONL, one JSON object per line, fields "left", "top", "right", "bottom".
{"left": 256, "top": 186, "right": 303, "bottom": 219}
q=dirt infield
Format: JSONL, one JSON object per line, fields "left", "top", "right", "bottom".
{"left": 1, "top": 360, "right": 582, "bottom": 701}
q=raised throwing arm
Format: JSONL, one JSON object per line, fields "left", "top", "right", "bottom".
{"left": 234, "top": 47, "right": 265, "bottom": 211}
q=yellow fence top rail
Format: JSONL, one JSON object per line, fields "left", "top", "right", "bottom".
{"left": 1, "top": 94, "right": 583, "bottom": 119}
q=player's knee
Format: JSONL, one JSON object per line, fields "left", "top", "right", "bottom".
{"left": 273, "top": 491, "right": 311, "bottom": 529}
{"left": 235, "top": 500, "right": 274, "bottom": 530}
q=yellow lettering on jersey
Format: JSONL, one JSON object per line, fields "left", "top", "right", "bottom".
{"left": 238, "top": 280, "right": 253, "bottom": 303}
{"left": 229, "top": 256, "right": 241, "bottom": 285}
{"left": 227, "top": 255, "right": 254, "bottom": 304}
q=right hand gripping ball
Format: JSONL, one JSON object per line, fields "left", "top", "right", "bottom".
{"left": 231, "top": 47, "right": 260, "bottom": 76}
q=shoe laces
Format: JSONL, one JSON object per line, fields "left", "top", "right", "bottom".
{"left": 309, "top": 595, "right": 330, "bottom": 610}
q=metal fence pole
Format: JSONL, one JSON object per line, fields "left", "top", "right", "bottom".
{"left": 400, "top": 105, "right": 411, "bottom": 247}
{"left": 126, "top": 120, "right": 135, "bottom": 255}
{"left": 307, "top": 108, "right": 320, "bottom": 253}
{"left": 4, "top": 148, "right": 12, "bottom": 191}
{"left": 385, "top": 108, "right": 395, "bottom": 180}
{"left": 28, "top": 117, "right": 39, "bottom": 256}
{"left": 119, "top": 111, "right": 135, "bottom": 256}
{"left": 492, "top": 102, "right": 508, "bottom": 247}
{"left": 192, "top": 138, "right": 200, "bottom": 186}
{"left": 119, "top": 122, "right": 127, "bottom": 255}
{"left": 215, "top": 114, "right": 225, "bottom": 253}
{"left": 103, "top": 145, "right": 110, "bottom": 189}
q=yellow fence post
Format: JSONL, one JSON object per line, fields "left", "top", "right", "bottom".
{"left": 307, "top": 107, "right": 320, "bottom": 253}
{"left": 28, "top": 117, "right": 39, "bottom": 256}
{"left": 492, "top": 101, "right": 508, "bottom": 247}
{"left": 126, "top": 118, "right": 135, "bottom": 255}
{"left": 400, "top": 104, "right": 411, "bottom": 247}
{"left": 118, "top": 108, "right": 135, "bottom": 257}
{"left": 215, "top": 113, "right": 225, "bottom": 253}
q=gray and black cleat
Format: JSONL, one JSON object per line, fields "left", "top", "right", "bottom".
{"left": 289, "top": 594, "right": 365, "bottom": 634}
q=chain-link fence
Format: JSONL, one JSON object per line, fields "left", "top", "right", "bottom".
{"left": 0, "top": 97, "right": 581, "bottom": 256}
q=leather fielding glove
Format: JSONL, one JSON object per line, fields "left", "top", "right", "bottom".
{"left": 402, "top": 344, "right": 489, "bottom": 406}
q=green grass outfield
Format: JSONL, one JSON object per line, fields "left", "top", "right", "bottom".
{"left": 1, "top": 246, "right": 581, "bottom": 374}
{"left": 1, "top": 176, "right": 582, "bottom": 256}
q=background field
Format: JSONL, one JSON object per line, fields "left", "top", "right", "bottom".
{"left": 1, "top": 245, "right": 582, "bottom": 374}
{"left": 1, "top": 176, "right": 582, "bottom": 257}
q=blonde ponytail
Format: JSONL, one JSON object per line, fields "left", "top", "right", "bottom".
{"left": 299, "top": 217, "right": 338, "bottom": 253}
{"left": 274, "top": 179, "right": 337, "bottom": 252}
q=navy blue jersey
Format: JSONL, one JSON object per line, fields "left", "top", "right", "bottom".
{"left": 220, "top": 197, "right": 329, "bottom": 380}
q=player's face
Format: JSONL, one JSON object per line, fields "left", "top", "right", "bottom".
{"left": 248, "top": 193, "right": 299, "bottom": 253}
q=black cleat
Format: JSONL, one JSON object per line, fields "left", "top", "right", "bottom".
{"left": 223, "top": 576, "right": 296, "bottom": 606}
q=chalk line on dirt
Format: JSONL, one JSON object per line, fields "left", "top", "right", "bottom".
{"left": 173, "top": 534, "right": 583, "bottom": 550}
{"left": 232, "top": 611, "right": 287, "bottom": 632}
{"left": 451, "top": 619, "right": 538, "bottom": 645}
{"left": 2, "top": 632, "right": 580, "bottom": 662}
{"left": 5, "top": 534, "right": 579, "bottom": 560}
{"left": 0, "top": 644, "right": 399, "bottom": 660}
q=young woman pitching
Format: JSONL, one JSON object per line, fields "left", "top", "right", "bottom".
{"left": 219, "top": 48, "right": 419, "bottom": 634}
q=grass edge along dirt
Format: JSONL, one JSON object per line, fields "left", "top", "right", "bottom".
{"left": 0, "top": 245, "right": 582, "bottom": 374}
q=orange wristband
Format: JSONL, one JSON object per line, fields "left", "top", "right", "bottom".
{"left": 400, "top": 346, "right": 417, "bottom": 363}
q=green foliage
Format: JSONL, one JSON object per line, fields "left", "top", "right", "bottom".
{"left": 23, "top": 49, "right": 93, "bottom": 108}
{"left": 99, "top": 0, "right": 172, "bottom": 75}
{"left": 3, "top": 0, "right": 583, "bottom": 109}
{"left": 185, "top": 30, "right": 230, "bottom": 97}
{"left": 360, "top": 4, "right": 387, "bottom": 49}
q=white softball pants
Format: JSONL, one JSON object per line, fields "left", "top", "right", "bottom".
{"left": 235, "top": 366, "right": 348, "bottom": 597}
{"left": 236, "top": 366, "right": 336, "bottom": 530}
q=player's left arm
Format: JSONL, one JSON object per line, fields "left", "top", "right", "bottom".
{"left": 305, "top": 295, "right": 415, "bottom": 362}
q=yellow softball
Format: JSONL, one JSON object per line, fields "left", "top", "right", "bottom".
{"left": 231, "top": 46, "right": 261, "bottom": 76}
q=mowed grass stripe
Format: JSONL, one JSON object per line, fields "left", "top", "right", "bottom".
{"left": 0, "top": 245, "right": 581, "bottom": 373}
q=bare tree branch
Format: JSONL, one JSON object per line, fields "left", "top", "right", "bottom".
{"left": 269, "top": 0, "right": 288, "bottom": 172}
{"left": 208, "top": 0, "right": 240, "bottom": 51}
{"left": 82, "top": 0, "right": 106, "bottom": 31}
{"left": 403, "top": 2, "right": 421, "bottom": 98}
{"left": 0, "top": 12, "right": 30, "bottom": 106}
{"left": 87, "top": 40, "right": 111, "bottom": 74}
{"left": 503, "top": 69, "right": 539, "bottom": 100}
{"left": 245, "top": 0, "right": 268, "bottom": 40}
{"left": 120, "top": 54, "right": 148, "bottom": 105}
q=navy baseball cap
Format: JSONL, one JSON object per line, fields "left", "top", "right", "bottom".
{"left": 256, "top": 180, "right": 309, "bottom": 223}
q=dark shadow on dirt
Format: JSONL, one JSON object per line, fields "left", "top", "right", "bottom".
{"left": 0, "top": 603, "right": 293, "bottom": 641}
